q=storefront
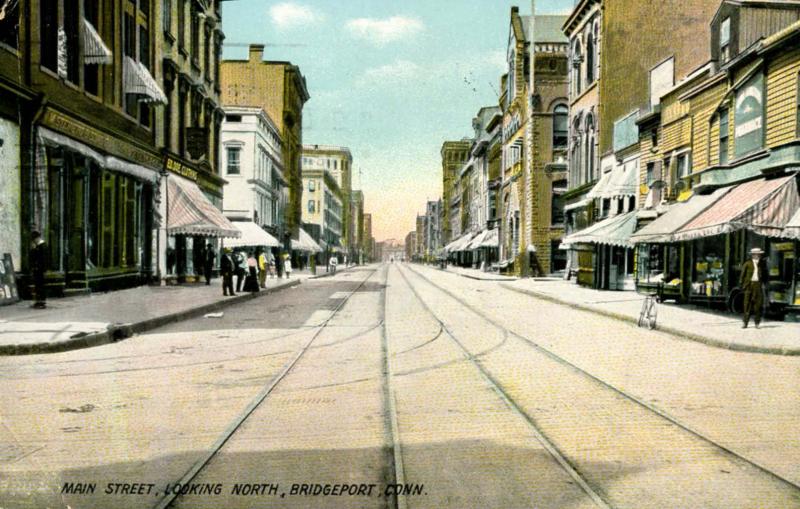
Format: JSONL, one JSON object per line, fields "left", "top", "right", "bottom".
{"left": 562, "top": 210, "right": 639, "bottom": 291}
{"left": 29, "top": 118, "right": 162, "bottom": 295}
{"left": 633, "top": 174, "right": 800, "bottom": 314}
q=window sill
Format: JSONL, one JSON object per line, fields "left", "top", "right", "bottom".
{"left": 164, "top": 31, "right": 176, "bottom": 44}
{"left": 178, "top": 46, "right": 189, "bottom": 58}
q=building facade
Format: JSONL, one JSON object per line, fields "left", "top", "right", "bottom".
{"left": 221, "top": 44, "right": 310, "bottom": 251}
{"left": 302, "top": 145, "right": 353, "bottom": 259}
{"left": 351, "top": 190, "right": 365, "bottom": 264}
{"left": 632, "top": 2, "right": 800, "bottom": 317}
{"left": 220, "top": 106, "right": 287, "bottom": 238}
{"left": 301, "top": 162, "right": 343, "bottom": 266}
{"left": 441, "top": 140, "right": 471, "bottom": 245}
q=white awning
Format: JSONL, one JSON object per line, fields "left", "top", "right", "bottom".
{"left": 465, "top": 230, "right": 489, "bottom": 250}
{"left": 562, "top": 211, "right": 639, "bottom": 248}
{"left": 124, "top": 56, "right": 168, "bottom": 104}
{"left": 225, "top": 221, "right": 281, "bottom": 249}
{"left": 292, "top": 229, "right": 322, "bottom": 253}
{"left": 564, "top": 198, "right": 591, "bottom": 212}
{"left": 785, "top": 208, "right": 800, "bottom": 239}
{"left": 588, "top": 159, "right": 638, "bottom": 200}
{"left": 480, "top": 228, "right": 499, "bottom": 248}
{"left": 82, "top": 19, "right": 112, "bottom": 65}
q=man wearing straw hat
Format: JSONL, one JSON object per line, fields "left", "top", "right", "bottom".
{"left": 740, "top": 247, "right": 768, "bottom": 329}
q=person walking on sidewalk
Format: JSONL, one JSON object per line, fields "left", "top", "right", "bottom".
{"left": 203, "top": 243, "right": 215, "bottom": 285}
{"left": 243, "top": 252, "right": 260, "bottom": 292}
{"left": 221, "top": 248, "right": 236, "bottom": 296}
{"left": 257, "top": 249, "right": 268, "bottom": 288}
{"left": 329, "top": 255, "right": 338, "bottom": 274}
{"left": 29, "top": 230, "right": 47, "bottom": 309}
{"left": 234, "top": 250, "right": 247, "bottom": 292}
{"left": 284, "top": 253, "right": 293, "bottom": 278}
{"left": 740, "top": 247, "right": 768, "bottom": 329}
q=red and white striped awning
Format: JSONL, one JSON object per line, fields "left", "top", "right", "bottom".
{"left": 82, "top": 19, "right": 112, "bottom": 65}
{"left": 123, "top": 56, "right": 168, "bottom": 104}
{"left": 672, "top": 174, "right": 799, "bottom": 241}
{"left": 167, "top": 176, "right": 240, "bottom": 238}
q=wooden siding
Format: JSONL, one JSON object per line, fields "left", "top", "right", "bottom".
{"left": 766, "top": 47, "right": 800, "bottom": 147}
{"left": 689, "top": 82, "right": 727, "bottom": 173}
{"left": 740, "top": 7, "right": 800, "bottom": 52}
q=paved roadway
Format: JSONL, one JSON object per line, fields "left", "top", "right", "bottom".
{"left": 1, "top": 263, "right": 799, "bottom": 508}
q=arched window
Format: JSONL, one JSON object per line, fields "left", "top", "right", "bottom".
{"left": 593, "top": 21, "right": 600, "bottom": 80}
{"left": 572, "top": 40, "right": 583, "bottom": 96}
{"left": 553, "top": 104, "right": 568, "bottom": 149}
{"left": 586, "top": 115, "right": 596, "bottom": 181}
{"left": 571, "top": 116, "right": 582, "bottom": 185}
{"left": 586, "top": 34, "right": 595, "bottom": 84}
{"left": 507, "top": 49, "right": 516, "bottom": 105}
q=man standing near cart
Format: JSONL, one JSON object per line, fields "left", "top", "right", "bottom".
{"left": 740, "top": 247, "right": 768, "bottom": 329}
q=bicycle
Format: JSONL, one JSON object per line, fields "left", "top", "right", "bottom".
{"left": 636, "top": 284, "right": 660, "bottom": 330}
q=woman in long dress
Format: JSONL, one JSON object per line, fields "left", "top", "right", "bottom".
{"left": 243, "top": 252, "right": 260, "bottom": 292}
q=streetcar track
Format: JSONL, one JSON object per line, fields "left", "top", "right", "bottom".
{"left": 394, "top": 264, "right": 612, "bottom": 509}
{"left": 402, "top": 263, "right": 800, "bottom": 495}
{"left": 152, "top": 268, "right": 382, "bottom": 509}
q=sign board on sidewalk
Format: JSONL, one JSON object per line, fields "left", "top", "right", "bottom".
{"left": 0, "top": 253, "right": 19, "bottom": 305}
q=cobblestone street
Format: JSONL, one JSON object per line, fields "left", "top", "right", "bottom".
{"left": 1, "top": 264, "right": 799, "bottom": 508}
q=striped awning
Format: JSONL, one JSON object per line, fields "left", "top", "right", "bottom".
{"left": 785, "top": 208, "right": 800, "bottom": 239}
{"left": 671, "top": 175, "right": 799, "bottom": 241}
{"left": 562, "top": 211, "right": 639, "bottom": 248}
{"left": 480, "top": 228, "right": 499, "bottom": 248}
{"left": 82, "top": 19, "right": 112, "bottom": 65}
{"left": 167, "top": 176, "right": 240, "bottom": 238}
{"left": 224, "top": 221, "right": 281, "bottom": 249}
{"left": 123, "top": 56, "right": 168, "bottom": 104}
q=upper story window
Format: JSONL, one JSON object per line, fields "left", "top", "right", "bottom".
{"left": 178, "top": 0, "right": 186, "bottom": 50}
{"left": 308, "top": 200, "right": 316, "bottom": 213}
{"left": 586, "top": 34, "right": 595, "bottom": 85}
{"left": 226, "top": 147, "right": 241, "bottom": 175}
{"left": 225, "top": 114, "right": 241, "bottom": 122}
{"left": 676, "top": 151, "right": 691, "bottom": 179}
{"left": 553, "top": 104, "right": 568, "bottom": 149}
{"left": 720, "top": 17, "right": 731, "bottom": 64}
{"left": 734, "top": 71, "right": 764, "bottom": 158}
{"left": 0, "top": 0, "right": 19, "bottom": 49}
{"left": 190, "top": 7, "right": 200, "bottom": 64}
{"left": 308, "top": 180, "right": 316, "bottom": 192}
{"left": 40, "top": 0, "right": 58, "bottom": 71}
{"left": 572, "top": 40, "right": 582, "bottom": 96}
{"left": 719, "top": 108, "right": 730, "bottom": 165}
{"left": 507, "top": 49, "right": 516, "bottom": 105}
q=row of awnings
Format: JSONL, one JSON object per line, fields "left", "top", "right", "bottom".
{"left": 562, "top": 174, "right": 800, "bottom": 248}
{"left": 224, "top": 221, "right": 281, "bottom": 249}
{"left": 444, "top": 228, "right": 500, "bottom": 253}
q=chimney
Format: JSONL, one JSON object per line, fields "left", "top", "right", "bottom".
{"left": 249, "top": 44, "right": 264, "bottom": 63}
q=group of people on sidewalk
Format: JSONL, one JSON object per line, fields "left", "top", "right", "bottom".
{"left": 202, "top": 243, "right": 292, "bottom": 297}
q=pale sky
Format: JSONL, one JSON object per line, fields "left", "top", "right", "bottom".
{"left": 222, "top": 0, "right": 574, "bottom": 241}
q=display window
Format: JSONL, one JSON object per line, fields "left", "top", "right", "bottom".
{"left": 691, "top": 236, "right": 726, "bottom": 297}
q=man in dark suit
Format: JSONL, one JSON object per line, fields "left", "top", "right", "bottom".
{"left": 30, "top": 230, "right": 47, "bottom": 309}
{"left": 220, "top": 248, "right": 235, "bottom": 296}
{"left": 740, "top": 247, "right": 768, "bottom": 329}
{"left": 203, "top": 243, "right": 215, "bottom": 285}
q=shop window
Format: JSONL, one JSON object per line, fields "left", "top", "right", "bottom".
{"left": 691, "top": 236, "right": 726, "bottom": 297}
{"left": 226, "top": 147, "right": 241, "bottom": 175}
{"left": 0, "top": 0, "right": 19, "bottom": 49}
{"left": 719, "top": 108, "right": 729, "bottom": 164}
{"left": 40, "top": 0, "right": 58, "bottom": 71}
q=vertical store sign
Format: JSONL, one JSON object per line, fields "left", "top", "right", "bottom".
{"left": 734, "top": 72, "right": 764, "bottom": 158}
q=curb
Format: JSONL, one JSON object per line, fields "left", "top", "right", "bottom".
{"left": 500, "top": 283, "right": 800, "bottom": 356}
{"left": 308, "top": 265, "right": 358, "bottom": 280}
{"left": 0, "top": 279, "right": 301, "bottom": 356}
{"left": 443, "top": 269, "right": 518, "bottom": 282}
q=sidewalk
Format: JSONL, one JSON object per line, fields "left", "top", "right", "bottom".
{"left": 501, "top": 277, "right": 800, "bottom": 356}
{"left": 0, "top": 275, "right": 305, "bottom": 355}
{"left": 442, "top": 264, "right": 518, "bottom": 281}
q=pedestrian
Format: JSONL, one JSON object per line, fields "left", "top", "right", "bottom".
{"left": 220, "top": 248, "right": 236, "bottom": 296}
{"left": 257, "top": 249, "right": 268, "bottom": 288}
{"left": 234, "top": 250, "right": 247, "bottom": 292}
{"left": 268, "top": 250, "right": 277, "bottom": 278}
{"left": 203, "top": 243, "right": 215, "bottom": 285}
{"left": 29, "top": 230, "right": 47, "bottom": 309}
{"left": 284, "top": 253, "right": 293, "bottom": 278}
{"left": 243, "top": 252, "right": 260, "bottom": 292}
{"left": 740, "top": 247, "right": 768, "bottom": 329}
{"left": 330, "top": 255, "right": 338, "bottom": 274}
